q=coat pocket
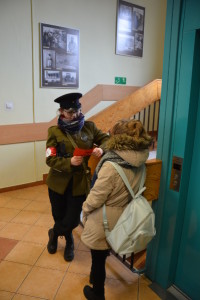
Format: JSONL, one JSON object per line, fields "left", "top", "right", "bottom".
{"left": 73, "top": 169, "right": 91, "bottom": 196}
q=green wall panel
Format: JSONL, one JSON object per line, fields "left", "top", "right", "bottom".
{"left": 147, "top": 0, "right": 200, "bottom": 294}
{"left": 184, "top": 0, "right": 200, "bottom": 30}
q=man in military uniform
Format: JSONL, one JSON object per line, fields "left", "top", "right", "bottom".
{"left": 46, "top": 92, "right": 109, "bottom": 261}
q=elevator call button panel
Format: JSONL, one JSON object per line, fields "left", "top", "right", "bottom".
{"left": 170, "top": 156, "right": 183, "bottom": 192}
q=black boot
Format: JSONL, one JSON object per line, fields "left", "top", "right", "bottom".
{"left": 83, "top": 285, "right": 105, "bottom": 300}
{"left": 64, "top": 232, "right": 74, "bottom": 261}
{"left": 47, "top": 228, "right": 58, "bottom": 254}
{"left": 89, "top": 271, "right": 94, "bottom": 284}
{"left": 88, "top": 249, "right": 108, "bottom": 299}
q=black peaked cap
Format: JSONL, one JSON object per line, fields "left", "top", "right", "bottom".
{"left": 54, "top": 93, "right": 82, "bottom": 109}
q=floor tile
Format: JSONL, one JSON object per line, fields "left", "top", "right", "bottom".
{"left": 22, "top": 226, "right": 49, "bottom": 244}
{"left": 0, "top": 196, "right": 12, "bottom": 207}
{"left": 11, "top": 210, "right": 41, "bottom": 225}
{"left": 55, "top": 272, "right": 89, "bottom": 300}
{"left": 13, "top": 294, "right": 46, "bottom": 300}
{"left": 0, "top": 237, "right": 19, "bottom": 260}
{"left": 0, "top": 222, "right": 31, "bottom": 240}
{"left": 0, "top": 291, "right": 15, "bottom": 300}
{"left": 105, "top": 277, "right": 161, "bottom": 300}
{"left": 0, "top": 261, "right": 31, "bottom": 292}
{"left": 18, "top": 266, "right": 65, "bottom": 299}
{"left": 68, "top": 249, "right": 91, "bottom": 275}
{"left": 14, "top": 188, "right": 41, "bottom": 201}
{"left": 0, "top": 221, "right": 7, "bottom": 230}
{"left": 0, "top": 193, "right": 12, "bottom": 201}
{"left": 0, "top": 185, "right": 159, "bottom": 300}
{"left": 5, "top": 198, "right": 32, "bottom": 210}
{"left": 34, "top": 193, "right": 50, "bottom": 202}
{"left": 30, "top": 185, "right": 48, "bottom": 194}
{"left": 36, "top": 247, "right": 70, "bottom": 271}
{"left": 136, "top": 282, "right": 161, "bottom": 300}
{"left": 105, "top": 277, "right": 138, "bottom": 300}
{"left": 140, "top": 274, "right": 152, "bottom": 285}
{"left": 0, "top": 207, "right": 20, "bottom": 222}
{"left": 23, "top": 201, "right": 50, "bottom": 213}
{"left": 2, "top": 190, "right": 23, "bottom": 199}
{"left": 34, "top": 213, "right": 53, "bottom": 227}
{"left": 5, "top": 241, "right": 45, "bottom": 265}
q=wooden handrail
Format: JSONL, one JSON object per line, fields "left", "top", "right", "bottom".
{"left": 89, "top": 79, "right": 161, "bottom": 132}
{"left": 0, "top": 80, "right": 161, "bottom": 145}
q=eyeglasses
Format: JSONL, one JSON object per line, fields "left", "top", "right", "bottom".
{"left": 63, "top": 108, "right": 81, "bottom": 116}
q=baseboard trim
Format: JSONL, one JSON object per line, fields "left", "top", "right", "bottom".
{"left": 0, "top": 174, "right": 47, "bottom": 193}
{"left": 167, "top": 286, "right": 192, "bottom": 300}
{"left": 149, "top": 282, "right": 177, "bottom": 300}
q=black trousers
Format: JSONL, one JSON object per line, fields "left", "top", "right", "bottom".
{"left": 90, "top": 249, "right": 110, "bottom": 296}
{"left": 48, "top": 180, "right": 86, "bottom": 237}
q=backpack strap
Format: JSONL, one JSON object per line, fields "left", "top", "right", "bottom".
{"left": 103, "top": 204, "right": 110, "bottom": 237}
{"left": 138, "top": 164, "right": 146, "bottom": 190}
{"left": 108, "top": 161, "right": 146, "bottom": 199}
{"left": 102, "top": 162, "right": 146, "bottom": 235}
{"left": 135, "top": 164, "right": 146, "bottom": 197}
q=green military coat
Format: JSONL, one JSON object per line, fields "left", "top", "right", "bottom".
{"left": 46, "top": 121, "right": 109, "bottom": 196}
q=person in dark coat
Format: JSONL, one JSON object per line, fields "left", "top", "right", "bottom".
{"left": 46, "top": 92, "right": 109, "bottom": 262}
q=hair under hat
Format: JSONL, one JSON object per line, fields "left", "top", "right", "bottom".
{"left": 54, "top": 93, "right": 82, "bottom": 109}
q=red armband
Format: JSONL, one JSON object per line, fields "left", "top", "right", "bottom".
{"left": 46, "top": 147, "right": 57, "bottom": 157}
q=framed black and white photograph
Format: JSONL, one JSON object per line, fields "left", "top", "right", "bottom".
{"left": 116, "top": 0, "right": 145, "bottom": 57}
{"left": 40, "top": 23, "right": 79, "bottom": 88}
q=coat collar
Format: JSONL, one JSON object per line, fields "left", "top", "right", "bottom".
{"left": 114, "top": 149, "right": 149, "bottom": 167}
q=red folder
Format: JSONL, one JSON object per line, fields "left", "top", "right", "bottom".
{"left": 73, "top": 148, "right": 93, "bottom": 156}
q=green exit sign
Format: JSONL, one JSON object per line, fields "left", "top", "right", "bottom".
{"left": 115, "top": 77, "right": 126, "bottom": 85}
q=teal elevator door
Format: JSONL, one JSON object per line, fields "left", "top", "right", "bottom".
{"left": 174, "top": 91, "right": 200, "bottom": 299}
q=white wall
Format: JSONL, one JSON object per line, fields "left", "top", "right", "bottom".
{"left": 0, "top": 0, "right": 33, "bottom": 125}
{"left": 0, "top": 0, "right": 167, "bottom": 188}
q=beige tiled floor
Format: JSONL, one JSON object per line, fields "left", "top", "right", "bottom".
{"left": 0, "top": 184, "right": 161, "bottom": 300}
